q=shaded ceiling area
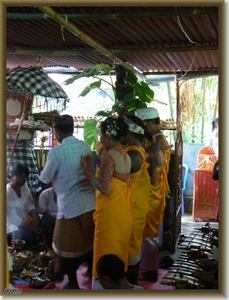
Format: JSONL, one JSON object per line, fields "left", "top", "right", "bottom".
{"left": 6, "top": 5, "right": 220, "bottom": 78}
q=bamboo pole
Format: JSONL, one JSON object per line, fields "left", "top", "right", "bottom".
{"left": 7, "top": 101, "right": 28, "bottom": 174}
{"left": 201, "top": 78, "right": 206, "bottom": 144}
{"left": 36, "top": 6, "right": 143, "bottom": 77}
{"left": 7, "top": 7, "right": 218, "bottom": 20}
{"left": 167, "top": 82, "right": 176, "bottom": 142}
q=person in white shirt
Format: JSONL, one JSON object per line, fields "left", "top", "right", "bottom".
{"left": 39, "top": 115, "right": 95, "bottom": 289}
{"left": 7, "top": 164, "right": 42, "bottom": 247}
{"left": 38, "top": 186, "right": 57, "bottom": 248}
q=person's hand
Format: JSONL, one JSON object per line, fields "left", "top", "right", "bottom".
{"left": 22, "top": 220, "right": 42, "bottom": 234}
{"left": 81, "top": 155, "right": 93, "bottom": 182}
{"left": 29, "top": 224, "right": 42, "bottom": 234}
{"left": 32, "top": 216, "right": 39, "bottom": 228}
{"left": 81, "top": 154, "right": 92, "bottom": 170}
{"left": 95, "top": 142, "right": 105, "bottom": 157}
{"left": 30, "top": 210, "right": 39, "bottom": 228}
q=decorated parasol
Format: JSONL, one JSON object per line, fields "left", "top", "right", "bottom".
{"left": 6, "top": 66, "right": 69, "bottom": 180}
{"left": 6, "top": 66, "right": 69, "bottom": 101}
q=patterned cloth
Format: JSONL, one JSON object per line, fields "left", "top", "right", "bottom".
{"left": 6, "top": 139, "right": 42, "bottom": 194}
{"left": 6, "top": 67, "right": 69, "bottom": 101}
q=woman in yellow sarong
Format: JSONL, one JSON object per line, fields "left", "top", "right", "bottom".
{"left": 135, "top": 107, "right": 171, "bottom": 246}
{"left": 138, "top": 128, "right": 169, "bottom": 282}
{"left": 122, "top": 116, "right": 150, "bottom": 285}
{"left": 81, "top": 117, "right": 133, "bottom": 290}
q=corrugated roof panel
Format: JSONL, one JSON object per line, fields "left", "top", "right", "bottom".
{"left": 6, "top": 6, "right": 219, "bottom": 76}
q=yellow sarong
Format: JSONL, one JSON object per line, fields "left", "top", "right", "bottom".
{"left": 125, "top": 145, "right": 150, "bottom": 260}
{"left": 93, "top": 172, "right": 133, "bottom": 279}
{"left": 143, "top": 165, "right": 170, "bottom": 238}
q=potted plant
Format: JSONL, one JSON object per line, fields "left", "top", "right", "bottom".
{"left": 64, "top": 63, "right": 155, "bottom": 149}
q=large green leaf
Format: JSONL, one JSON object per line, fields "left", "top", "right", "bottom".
{"left": 120, "top": 98, "right": 147, "bottom": 114}
{"left": 125, "top": 71, "right": 138, "bottom": 85}
{"left": 119, "top": 93, "right": 136, "bottom": 106}
{"left": 83, "top": 119, "right": 100, "bottom": 150}
{"left": 134, "top": 82, "right": 154, "bottom": 103}
{"left": 64, "top": 64, "right": 114, "bottom": 85}
{"left": 95, "top": 110, "right": 112, "bottom": 118}
{"left": 127, "top": 99, "right": 148, "bottom": 112}
{"left": 92, "top": 63, "right": 114, "bottom": 75}
{"left": 63, "top": 63, "right": 156, "bottom": 149}
{"left": 78, "top": 80, "right": 102, "bottom": 97}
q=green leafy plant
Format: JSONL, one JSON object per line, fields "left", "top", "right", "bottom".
{"left": 64, "top": 63, "right": 155, "bottom": 149}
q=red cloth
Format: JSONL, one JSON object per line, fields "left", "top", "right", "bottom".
{"left": 42, "top": 282, "right": 56, "bottom": 289}
{"left": 12, "top": 281, "right": 56, "bottom": 290}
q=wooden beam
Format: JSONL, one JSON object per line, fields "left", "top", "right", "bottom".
{"left": 6, "top": 7, "right": 218, "bottom": 20}
{"left": 143, "top": 70, "right": 218, "bottom": 78}
{"left": 7, "top": 44, "right": 218, "bottom": 56}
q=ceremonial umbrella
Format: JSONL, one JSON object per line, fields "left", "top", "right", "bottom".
{"left": 6, "top": 66, "right": 69, "bottom": 174}
{"left": 6, "top": 66, "right": 69, "bottom": 101}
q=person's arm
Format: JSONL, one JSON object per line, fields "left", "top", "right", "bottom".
{"left": 95, "top": 141, "right": 105, "bottom": 157}
{"left": 38, "top": 151, "right": 56, "bottom": 186}
{"left": 81, "top": 152, "right": 114, "bottom": 194}
{"left": 29, "top": 209, "right": 40, "bottom": 228}
{"left": 147, "top": 153, "right": 157, "bottom": 185}
{"left": 23, "top": 184, "right": 39, "bottom": 228}
{"left": 155, "top": 135, "right": 169, "bottom": 155}
{"left": 18, "top": 217, "right": 42, "bottom": 234}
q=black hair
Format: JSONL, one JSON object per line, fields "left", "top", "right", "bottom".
{"left": 11, "top": 164, "right": 30, "bottom": 177}
{"left": 100, "top": 117, "right": 129, "bottom": 141}
{"left": 139, "top": 126, "right": 153, "bottom": 143}
{"left": 212, "top": 117, "right": 219, "bottom": 131}
{"left": 53, "top": 115, "right": 74, "bottom": 134}
{"left": 96, "top": 254, "right": 126, "bottom": 283}
{"left": 125, "top": 115, "right": 144, "bottom": 127}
